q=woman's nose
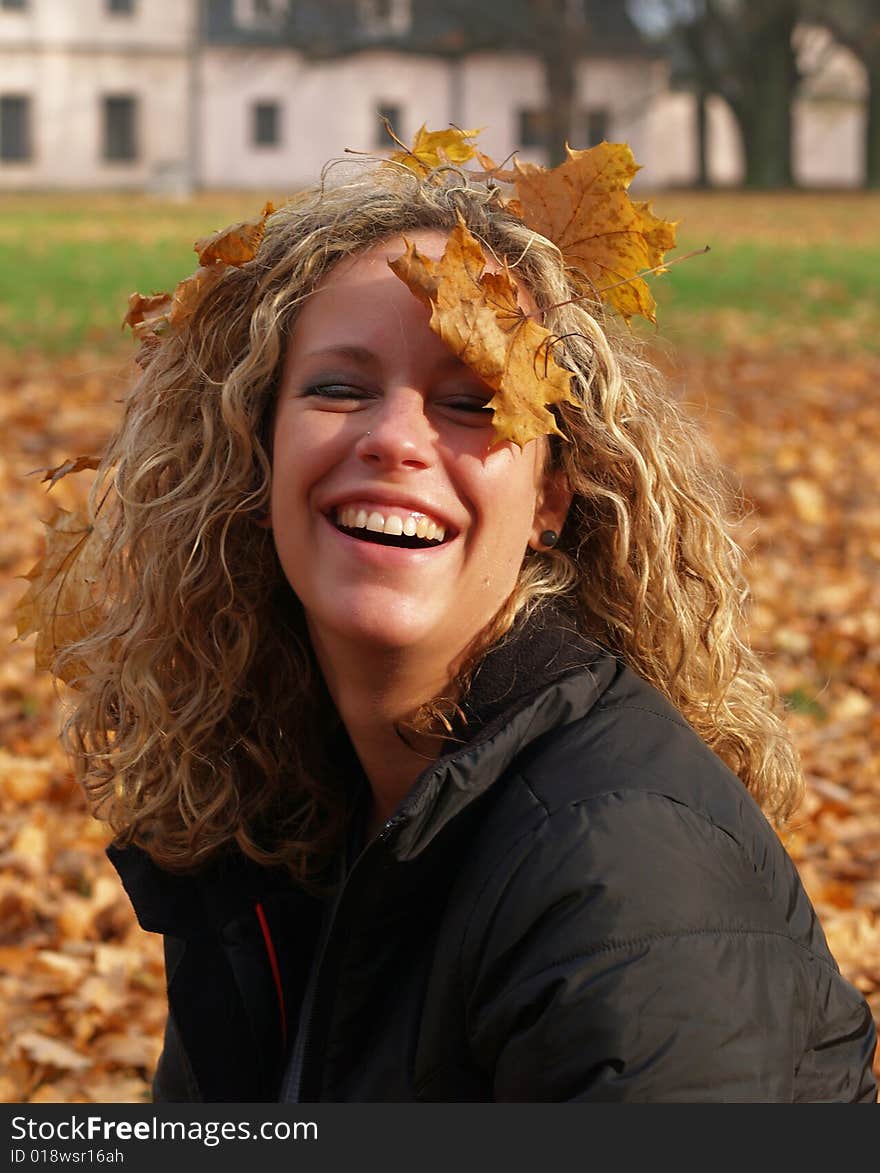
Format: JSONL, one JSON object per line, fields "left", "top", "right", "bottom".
{"left": 354, "top": 390, "right": 435, "bottom": 470}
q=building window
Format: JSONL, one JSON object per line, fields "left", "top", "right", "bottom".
{"left": 234, "top": 0, "right": 288, "bottom": 28}
{"left": 0, "top": 95, "right": 31, "bottom": 162}
{"left": 106, "top": 0, "right": 134, "bottom": 13}
{"left": 375, "top": 103, "right": 401, "bottom": 147}
{"left": 358, "top": 0, "right": 411, "bottom": 37}
{"left": 580, "top": 107, "right": 609, "bottom": 147}
{"left": 0, "top": 0, "right": 28, "bottom": 11}
{"left": 253, "top": 101, "right": 281, "bottom": 147}
{"left": 518, "top": 108, "right": 550, "bottom": 150}
{"left": 103, "top": 95, "right": 138, "bottom": 162}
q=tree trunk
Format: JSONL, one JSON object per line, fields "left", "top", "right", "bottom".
{"left": 544, "top": 46, "right": 577, "bottom": 166}
{"left": 532, "top": 0, "right": 581, "bottom": 166}
{"left": 695, "top": 87, "right": 710, "bottom": 188}
{"left": 865, "top": 56, "right": 880, "bottom": 189}
{"left": 734, "top": 3, "right": 797, "bottom": 189}
{"left": 739, "top": 97, "right": 794, "bottom": 189}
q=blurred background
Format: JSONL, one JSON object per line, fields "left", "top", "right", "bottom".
{"left": 1, "top": 0, "right": 879, "bottom": 1102}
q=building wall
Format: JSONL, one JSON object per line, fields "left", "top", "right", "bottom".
{"left": 793, "top": 26, "right": 865, "bottom": 188}
{"left": 459, "top": 53, "right": 546, "bottom": 168}
{"left": 577, "top": 55, "right": 672, "bottom": 185}
{"left": 199, "top": 47, "right": 453, "bottom": 191}
{"left": 0, "top": 0, "right": 195, "bottom": 190}
{"left": 645, "top": 93, "right": 744, "bottom": 188}
{"left": 0, "top": 48, "right": 193, "bottom": 189}
{"left": 198, "top": 50, "right": 681, "bottom": 193}
{"left": 0, "top": 5, "right": 871, "bottom": 191}
{"left": 794, "top": 97, "right": 863, "bottom": 187}
{"left": 0, "top": 0, "right": 194, "bottom": 47}
{"left": 457, "top": 53, "right": 675, "bottom": 181}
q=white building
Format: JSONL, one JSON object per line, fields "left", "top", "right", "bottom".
{"left": 0, "top": 0, "right": 869, "bottom": 192}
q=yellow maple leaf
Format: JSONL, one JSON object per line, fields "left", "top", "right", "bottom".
{"left": 389, "top": 124, "right": 484, "bottom": 175}
{"left": 193, "top": 201, "right": 275, "bottom": 267}
{"left": 15, "top": 507, "right": 111, "bottom": 686}
{"left": 512, "top": 141, "right": 678, "bottom": 323}
{"left": 633, "top": 199, "right": 679, "bottom": 268}
{"left": 389, "top": 219, "right": 577, "bottom": 449}
{"left": 123, "top": 202, "right": 275, "bottom": 351}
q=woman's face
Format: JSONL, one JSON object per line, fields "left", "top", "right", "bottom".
{"left": 270, "top": 229, "right": 570, "bottom": 675}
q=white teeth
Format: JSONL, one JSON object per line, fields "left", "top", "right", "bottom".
{"left": 335, "top": 506, "right": 447, "bottom": 542}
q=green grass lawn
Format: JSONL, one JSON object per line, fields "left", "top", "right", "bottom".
{"left": 0, "top": 193, "right": 278, "bottom": 356}
{"left": 2, "top": 188, "right": 879, "bottom": 356}
{"left": 636, "top": 188, "right": 880, "bottom": 354}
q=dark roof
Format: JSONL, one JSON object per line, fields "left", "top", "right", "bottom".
{"left": 202, "top": 0, "right": 660, "bottom": 60}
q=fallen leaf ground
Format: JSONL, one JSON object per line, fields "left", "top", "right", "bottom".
{"left": 663, "top": 347, "right": 880, "bottom": 1040}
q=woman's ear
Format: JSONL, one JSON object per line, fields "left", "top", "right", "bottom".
{"left": 529, "top": 468, "right": 573, "bottom": 551}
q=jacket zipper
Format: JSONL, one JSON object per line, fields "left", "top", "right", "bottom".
{"left": 287, "top": 814, "right": 403, "bottom": 1101}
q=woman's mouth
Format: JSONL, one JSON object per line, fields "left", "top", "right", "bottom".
{"left": 333, "top": 505, "right": 449, "bottom": 549}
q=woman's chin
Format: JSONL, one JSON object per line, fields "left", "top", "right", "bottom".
{"left": 306, "top": 603, "right": 455, "bottom": 659}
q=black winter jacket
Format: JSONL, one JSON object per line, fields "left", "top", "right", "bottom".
{"left": 109, "top": 618, "right": 878, "bottom": 1103}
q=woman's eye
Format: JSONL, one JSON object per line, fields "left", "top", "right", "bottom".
{"left": 445, "top": 396, "right": 494, "bottom": 418}
{"left": 303, "top": 383, "right": 371, "bottom": 402}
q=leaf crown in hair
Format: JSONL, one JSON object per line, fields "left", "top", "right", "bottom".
{"left": 123, "top": 123, "right": 679, "bottom": 448}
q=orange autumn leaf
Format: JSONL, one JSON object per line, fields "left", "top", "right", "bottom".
{"left": 193, "top": 201, "right": 275, "bottom": 267}
{"left": 389, "top": 219, "right": 577, "bottom": 448}
{"left": 389, "top": 123, "right": 484, "bottom": 175}
{"left": 634, "top": 198, "right": 679, "bottom": 262}
{"left": 123, "top": 201, "right": 276, "bottom": 352}
{"left": 35, "top": 456, "right": 101, "bottom": 488}
{"left": 473, "top": 148, "right": 518, "bottom": 183}
{"left": 167, "top": 263, "right": 227, "bottom": 328}
{"left": 512, "top": 141, "right": 678, "bottom": 323}
{"left": 122, "top": 267, "right": 225, "bottom": 346}
{"left": 122, "top": 291, "right": 172, "bottom": 340}
{"left": 14, "top": 507, "right": 111, "bottom": 686}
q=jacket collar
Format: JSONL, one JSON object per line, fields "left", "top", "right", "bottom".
{"left": 108, "top": 608, "right": 619, "bottom": 926}
{"left": 384, "top": 608, "right": 618, "bottom": 861}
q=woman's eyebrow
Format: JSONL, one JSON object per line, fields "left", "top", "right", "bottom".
{"left": 297, "top": 344, "right": 378, "bottom": 365}
{"left": 294, "top": 344, "right": 481, "bottom": 382}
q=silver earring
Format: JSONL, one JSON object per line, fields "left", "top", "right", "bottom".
{"left": 540, "top": 529, "right": 558, "bottom": 548}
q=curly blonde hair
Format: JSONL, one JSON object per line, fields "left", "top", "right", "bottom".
{"left": 60, "top": 160, "right": 803, "bottom": 884}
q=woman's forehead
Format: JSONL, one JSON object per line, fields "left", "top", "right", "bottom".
{"left": 323, "top": 229, "right": 449, "bottom": 283}
{"left": 318, "top": 228, "right": 538, "bottom": 314}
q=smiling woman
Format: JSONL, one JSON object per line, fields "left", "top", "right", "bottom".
{"left": 269, "top": 230, "right": 570, "bottom": 830}
{"left": 43, "top": 140, "right": 877, "bottom": 1103}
